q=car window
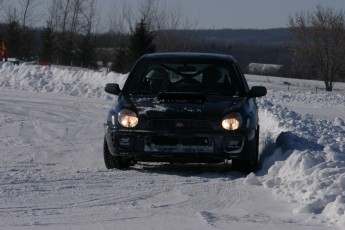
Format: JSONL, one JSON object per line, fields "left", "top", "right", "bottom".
{"left": 125, "top": 60, "right": 243, "bottom": 96}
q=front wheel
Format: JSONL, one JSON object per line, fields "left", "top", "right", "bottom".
{"left": 103, "top": 137, "right": 130, "bottom": 170}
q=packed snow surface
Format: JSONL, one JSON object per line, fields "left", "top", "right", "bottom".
{"left": 0, "top": 62, "right": 345, "bottom": 230}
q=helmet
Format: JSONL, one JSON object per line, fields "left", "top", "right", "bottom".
{"left": 146, "top": 68, "right": 169, "bottom": 92}
{"left": 146, "top": 68, "right": 169, "bottom": 81}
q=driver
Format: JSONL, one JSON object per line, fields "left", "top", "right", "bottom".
{"left": 146, "top": 68, "right": 170, "bottom": 93}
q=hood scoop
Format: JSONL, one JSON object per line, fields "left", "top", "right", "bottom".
{"left": 158, "top": 92, "right": 206, "bottom": 103}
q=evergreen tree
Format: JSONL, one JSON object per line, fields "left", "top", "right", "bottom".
{"left": 111, "top": 46, "right": 128, "bottom": 73}
{"left": 40, "top": 25, "right": 55, "bottom": 62}
{"left": 79, "top": 34, "right": 97, "bottom": 69}
{"left": 111, "top": 19, "right": 155, "bottom": 73}
{"left": 56, "top": 32, "right": 74, "bottom": 65}
{"left": 127, "top": 19, "right": 156, "bottom": 68}
{"left": 5, "top": 19, "right": 22, "bottom": 58}
{"left": 21, "top": 27, "right": 36, "bottom": 61}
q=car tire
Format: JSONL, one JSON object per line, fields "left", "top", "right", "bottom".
{"left": 232, "top": 126, "right": 259, "bottom": 174}
{"left": 103, "top": 137, "right": 130, "bottom": 170}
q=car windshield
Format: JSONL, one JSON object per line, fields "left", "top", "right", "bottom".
{"left": 124, "top": 59, "right": 244, "bottom": 96}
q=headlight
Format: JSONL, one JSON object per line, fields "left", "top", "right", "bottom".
{"left": 118, "top": 109, "right": 138, "bottom": 128}
{"left": 222, "top": 113, "right": 242, "bottom": 130}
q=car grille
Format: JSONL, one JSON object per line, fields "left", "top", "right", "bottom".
{"left": 150, "top": 119, "right": 211, "bottom": 130}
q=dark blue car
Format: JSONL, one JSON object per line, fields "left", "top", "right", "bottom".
{"left": 104, "top": 52, "right": 266, "bottom": 173}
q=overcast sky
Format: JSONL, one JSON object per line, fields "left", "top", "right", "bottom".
{"left": 99, "top": 0, "right": 345, "bottom": 29}
{"left": 3, "top": 0, "right": 345, "bottom": 30}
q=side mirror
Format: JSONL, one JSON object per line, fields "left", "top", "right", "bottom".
{"left": 105, "top": 83, "right": 121, "bottom": 95}
{"left": 248, "top": 86, "right": 267, "bottom": 98}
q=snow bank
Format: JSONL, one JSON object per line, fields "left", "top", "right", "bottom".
{"left": 258, "top": 95, "right": 345, "bottom": 226}
{"left": 248, "top": 63, "right": 282, "bottom": 75}
{"left": 0, "top": 62, "right": 127, "bottom": 100}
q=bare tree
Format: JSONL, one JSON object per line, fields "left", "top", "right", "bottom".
{"left": 106, "top": 0, "right": 134, "bottom": 54}
{"left": 20, "top": 0, "right": 43, "bottom": 29}
{"left": 4, "top": 4, "right": 18, "bottom": 24}
{"left": 59, "top": 0, "right": 71, "bottom": 33}
{"left": 47, "top": 0, "right": 100, "bottom": 65}
{"left": 107, "top": 0, "right": 197, "bottom": 51}
{"left": 78, "top": 0, "right": 99, "bottom": 68}
{"left": 0, "top": 0, "right": 5, "bottom": 13}
{"left": 81, "top": 0, "right": 99, "bottom": 35}
{"left": 52, "top": 0, "right": 81, "bottom": 34}
{"left": 0, "top": 0, "right": 8, "bottom": 22}
{"left": 45, "top": 0, "right": 64, "bottom": 33}
{"left": 70, "top": 0, "right": 88, "bottom": 36}
{"left": 138, "top": 0, "right": 161, "bottom": 30}
{"left": 108, "top": 1, "right": 134, "bottom": 35}
{"left": 288, "top": 5, "right": 345, "bottom": 91}
{"left": 1, "top": 0, "right": 41, "bottom": 60}
{"left": 137, "top": 0, "right": 197, "bottom": 51}
{"left": 1, "top": 0, "right": 41, "bottom": 29}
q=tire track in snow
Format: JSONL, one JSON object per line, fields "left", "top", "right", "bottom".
{"left": 0, "top": 90, "right": 107, "bottom": 169}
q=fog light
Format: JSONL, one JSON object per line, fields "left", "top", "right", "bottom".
{"left": 116, "top": 135, "right": 134, "bottom": 150}
{"left": 223, "top": 136, "right": 243, "bottom": 152}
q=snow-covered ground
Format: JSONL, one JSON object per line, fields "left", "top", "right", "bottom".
{"left": 0, "top": 62, "right": 344, "bottom": 230}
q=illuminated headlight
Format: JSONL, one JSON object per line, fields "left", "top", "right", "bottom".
{"left": 117, "top": 109, "right": 138, "bottom": 128}
{"left": 222, "top": 113, "right": 242, "bottom": 130}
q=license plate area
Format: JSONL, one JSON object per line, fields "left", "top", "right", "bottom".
{"left": 150, "top": 136, "right": 209, "bottom": 146}
{"left": 145, "top": 136, "right": 213, "bottom": 153}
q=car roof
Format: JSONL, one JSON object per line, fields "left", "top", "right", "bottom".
{"left": 141, "top": 52, "right": 237, "bottom": 63}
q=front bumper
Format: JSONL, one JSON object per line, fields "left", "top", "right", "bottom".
{"left": 105, "top": 124, "right": 256, "bottom": 162}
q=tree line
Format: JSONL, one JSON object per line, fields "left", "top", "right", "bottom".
{"left": 0, "top": 1, "right": 345, "bottom": 91}
{"left": 0, "top": 0, "right": 100, "bottom": 68}
{"left": 0, "top": 0, "right": 197, "bottom": 68}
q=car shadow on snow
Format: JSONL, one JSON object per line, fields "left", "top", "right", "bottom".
{"left": 131, "top": 162, "right": 246, "bottom": 179}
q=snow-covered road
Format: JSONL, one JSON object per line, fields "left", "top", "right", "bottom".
{"left": 0, "top": 62, "right": 344, "bottom": 229}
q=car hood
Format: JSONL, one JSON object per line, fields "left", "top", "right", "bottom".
{"left": 123, "top": 93, "right": 247, "bottom": 120}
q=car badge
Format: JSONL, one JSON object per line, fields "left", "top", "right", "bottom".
{"left": 175, "top": 121, "right": 184, "bottom": 128}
